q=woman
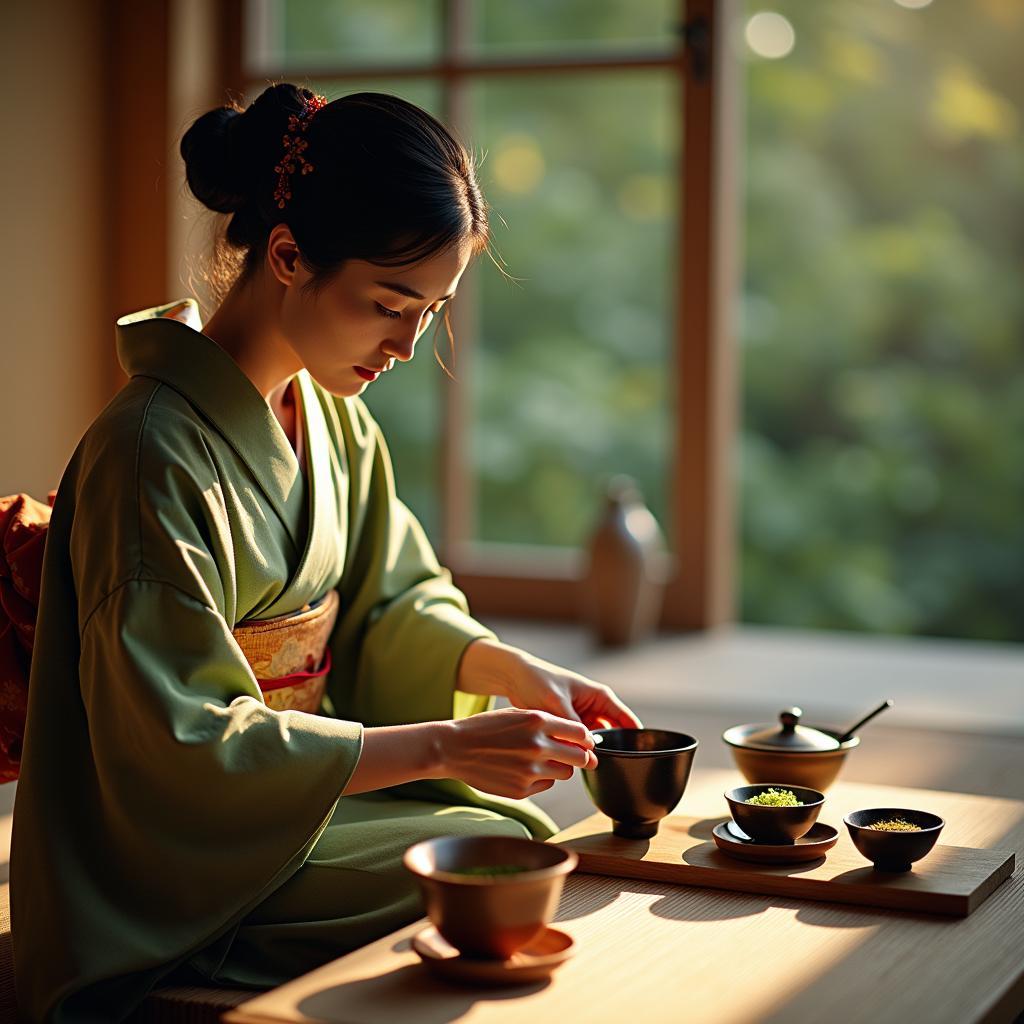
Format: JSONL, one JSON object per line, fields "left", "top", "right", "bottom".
{"left": 10, "top": 85, "right": 641, "bottom": 1021}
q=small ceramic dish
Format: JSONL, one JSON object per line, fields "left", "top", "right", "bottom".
{"left": 403, "top": 835, "right": 577, "bottom": 960}
{"left": 725, "top": 784, "right": 825, "bottom": 843}
{"left": 411, "top": 924, "right": 575, "bottom": 986}
{"left": 713, "top": 820, "right": 839, "bottom": 863}
{"left": 844, "top": 807, "right": 944, "bottom": 872}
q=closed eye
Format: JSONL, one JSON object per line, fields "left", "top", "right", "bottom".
{"left": 375, "top": 301, "right": 446, "bottom": 321}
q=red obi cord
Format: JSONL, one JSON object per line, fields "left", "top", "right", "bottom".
{"left": 256, "top": 647, "right": 332, "bottom": 693}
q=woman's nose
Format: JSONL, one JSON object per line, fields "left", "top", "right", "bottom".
{"left": 382, "top": 320, "right": 426, "bottom": 363}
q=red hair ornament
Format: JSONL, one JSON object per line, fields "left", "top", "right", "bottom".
{"left": 273, "top": 92, "right": 328, "bottom": 210}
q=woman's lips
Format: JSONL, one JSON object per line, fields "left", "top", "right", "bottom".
{"left": 354, "top": 366, "right": 378, "bottom": 382}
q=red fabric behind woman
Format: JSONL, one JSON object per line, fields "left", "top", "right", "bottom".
{"left": 0, "top": 490, "right": 57, "bottom": 782}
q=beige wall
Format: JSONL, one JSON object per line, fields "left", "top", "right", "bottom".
{"left": 168, "top": 0, "right": 220, "bottom": 318}
{"left": 1, "top": 2, "right": 108, "bottom": 499}
{"left": 0, "top": 0, "right": 221, "bottom": 501}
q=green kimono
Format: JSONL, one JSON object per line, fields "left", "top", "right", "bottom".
{"left": 11, "top": 297, "right": 557, "bottom": 1022}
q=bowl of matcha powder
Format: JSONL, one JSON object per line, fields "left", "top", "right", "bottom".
{"left": 725, "top": 784, "right": 826, "bottom": 843}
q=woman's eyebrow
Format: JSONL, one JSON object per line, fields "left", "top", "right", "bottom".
{"left": 375, "top": 281, "right": 455, "bottom": 302}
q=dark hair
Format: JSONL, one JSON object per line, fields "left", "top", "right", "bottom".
{"left": 180, "top": 83, "right": 494, "bottom": 374}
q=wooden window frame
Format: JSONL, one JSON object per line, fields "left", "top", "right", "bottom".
{"left": 104, "top": 0, "right": 173, "bottom": 396}
{"left": 221, "top": 0, "right": 739, "bottom": 631}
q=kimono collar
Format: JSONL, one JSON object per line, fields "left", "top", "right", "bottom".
{"left": 115, "top": 297, "right": 309, "bottom": 547}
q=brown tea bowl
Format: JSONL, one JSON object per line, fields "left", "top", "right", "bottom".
{"left": 844, "top": 808, "right": 944, "bottom": 872}
{"left": 725, "top": 784, "right": 826, "bottom": 844}
{"left": 403, "top": 835, "right": 577, "bottom": 960}
{"left": 723, "top": 727, "right": 859, "bottom": 791}
{"left": 582, "top": 728, "right": 698, "bottom": 839}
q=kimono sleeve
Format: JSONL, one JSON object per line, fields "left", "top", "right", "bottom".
{"left": 327, "top": 396, "right": 498, "bottom": 728}
{"left": 14, "top": 582, "right": 365, "bottom": 1020}
{"left": 80, "top": 578, "right": 364, "bottom": 872}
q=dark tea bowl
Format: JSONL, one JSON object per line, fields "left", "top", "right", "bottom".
{"left": 725, "top": 784, "right": 825, "bottom": 843}
{"left": 844, "top": 808, "right": 944, "bottom": 872}
{"left": 582, "top": 728, "right": 698, "bottom": 838}
{"left": 403, "top": 835, "right": 577, "bottom": 961}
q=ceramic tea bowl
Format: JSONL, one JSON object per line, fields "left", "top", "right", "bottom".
{"left": 844, "top": 808, "right": 944, "bottom": 872}
{"left": 582, "top": 728, "right": 698, "bottom": 838}
{"left": 725, "top": 784, "right": 825, "bottom": 844}
{"left": 403, "top": 835, "right": 577, "bottom": 960}
{"left": 723, "top": 708, "right": 859, "bottom": 791}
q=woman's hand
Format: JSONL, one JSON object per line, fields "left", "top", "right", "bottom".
{"left": 458, "top": 637, "right": 643, "bottom": 733}
{"left": 348, "top": 639, "right": 643, "bottom": 801}
{"left": 439, "top": 706, "right": 598, "bottom": 799}
{"left": 341, "top": 711, "right": 595, "bottom": 799}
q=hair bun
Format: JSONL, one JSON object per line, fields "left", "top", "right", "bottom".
{"left": 181, "top": 85, "right": 323, "bottom": 217}
{"left": 180, "top": 104, "right": 253, "bottom": 214}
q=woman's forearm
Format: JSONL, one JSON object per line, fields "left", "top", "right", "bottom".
{"left": 456, "top": 636, "right": 519, "bottom": 697}
{"left": 340, "top": 721, "right": 449, "bottom": 795}
{"left": 339, "top": 638, "right": 515, "bottom": 797}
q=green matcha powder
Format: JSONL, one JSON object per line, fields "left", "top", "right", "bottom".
{"left": 744, "top": 788, "right": 804, "bottom": 807}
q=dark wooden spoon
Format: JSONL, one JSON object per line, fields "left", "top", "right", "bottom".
{"left": 837, "top": 699, "right": 893, "bottom": 744}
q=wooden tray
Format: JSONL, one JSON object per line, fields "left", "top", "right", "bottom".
{"left": 551, "top": 812, "right": 1014, "bottom": 916}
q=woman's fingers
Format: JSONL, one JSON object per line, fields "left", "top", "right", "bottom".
{"left": 537, "top": 723, "right": 598, "bottom": 770}
{"left": 543, "top": 714, "right": 596, "bottom": 751}
{"left": 587, "top": 696, "right": 643, "bottom": 731}
{"left": 447, "top": 707, "right": 605, "bottom": 799}
{"left": 541, "top": 759, "right": 577, "bottom": 782}
{"left": 549, "top": 743, "right": 598, "bottom": 770}
{"left": 612, "top": 702, "right": 643, "bottom": 730}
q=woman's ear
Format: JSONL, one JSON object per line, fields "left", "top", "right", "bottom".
{"left": 266, "top": 223, "right": 303, "bottom": 286}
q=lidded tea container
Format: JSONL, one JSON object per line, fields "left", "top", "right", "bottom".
{"left": 723, "top": 707, "right": 859, "bottom": 791}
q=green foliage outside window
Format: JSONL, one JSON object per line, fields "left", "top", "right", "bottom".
{"left": 739, "top": 0, "right": 1023, "bottom": 640}
{"left": 268, "top": 0, "right": 1024, "bottom": 641}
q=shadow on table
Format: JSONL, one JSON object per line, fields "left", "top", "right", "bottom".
{"left": 552, "top": 875, "right": 623, "bottom": 922}
{"left": 792, "top": 898, "right": 945, "bottom": 929}
{"left": 556, "top": 816, "right": 824, "bottom": 923}
{"left": 553, "top": 871, "right": 771, "bottom": 924}
{"left": 297, "top": 961, "right": 550, "bottom": 1023}
{"left": 649, "top": 883, "right": 770, "bottom": 922}
{"left": 685, "top": 816, "right": 721, "bottom": 840}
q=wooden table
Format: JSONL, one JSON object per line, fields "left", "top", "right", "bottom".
{"left": 224, "top": 769, "right": 1024, "bottom": 1024}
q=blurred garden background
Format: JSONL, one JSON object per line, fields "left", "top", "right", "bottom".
{"left": 248, "top": 0, "right": 1023, "bottom": 642}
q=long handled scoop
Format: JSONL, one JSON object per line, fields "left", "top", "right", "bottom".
{"left": 837, "top": 699, "right": 893, "bottom": 744}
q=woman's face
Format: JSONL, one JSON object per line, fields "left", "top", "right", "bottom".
{"left": 280, "top": 238, "right": 471, "bottom": 397}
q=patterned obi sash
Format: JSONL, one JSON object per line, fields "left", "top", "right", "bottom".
{"left": 230, "top": 589, "right": 340, "bottom": 713}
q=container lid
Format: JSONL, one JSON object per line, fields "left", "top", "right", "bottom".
{"left": 733, "top": 708, "right": 841, "bottom": 752}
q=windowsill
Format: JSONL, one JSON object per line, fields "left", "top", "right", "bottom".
{"left": 481, "top": 620, "right": 1024, "bottom": 738}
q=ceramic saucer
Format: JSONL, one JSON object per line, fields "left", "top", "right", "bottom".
{"left": 712, "top": 819, "right": 839, "bottom": 863}
{"left": 411, "top": 924, "right": 575, "bottom": 986}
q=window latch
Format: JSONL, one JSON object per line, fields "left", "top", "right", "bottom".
{"left": 678, "top": 15, "right": 711, "bottom": 83}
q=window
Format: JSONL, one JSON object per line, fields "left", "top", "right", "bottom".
{"left": 231, "top": 0, "right": 726, "bottom": 629}
{"left": 467, "top": 71, "right": 676, "bottom": 550}
{"left": 225, "top": 1, "right": 1023, "bottom": 643}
